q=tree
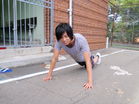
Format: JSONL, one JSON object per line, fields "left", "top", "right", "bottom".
{"left": 108, "top": 0, "right": 139, "bottom": 44}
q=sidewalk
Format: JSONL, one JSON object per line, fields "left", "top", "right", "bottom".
{"left": 0, "top": 46, "right": 66, "bottom": 68}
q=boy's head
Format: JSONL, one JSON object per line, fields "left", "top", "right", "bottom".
{"left": 55, "top": 23, "right": 73, "bottom": 42}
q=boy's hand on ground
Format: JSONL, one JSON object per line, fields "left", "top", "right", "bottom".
{"left": 83, "top": 82, "right": 93, "bottom": 89}
{"left": 43, "top": 75, "right": 52, "bottom": 81}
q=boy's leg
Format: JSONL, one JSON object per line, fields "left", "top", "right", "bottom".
{"left": 77, "top": 62, "right": 86, "bottom": 68}
{"left": 77, "top": 53, "right": 101, "bottom": 69}
{"left": 90, "top": 56, "right": 95, "bottom": 68}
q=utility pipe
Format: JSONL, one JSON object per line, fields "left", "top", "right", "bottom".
{"left": 68, "top": 0, "right": 73, "bottom": 27}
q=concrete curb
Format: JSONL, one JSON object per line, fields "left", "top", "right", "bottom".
{"left": 0, "top": 53, "right": 53, "bottom": 68}
{"left": 0, "top": 46, "right": 66, "bottom": 68}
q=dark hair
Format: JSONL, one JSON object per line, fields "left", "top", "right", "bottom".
{"left": 55, "top": 23, "right": 73, "bottom": 41}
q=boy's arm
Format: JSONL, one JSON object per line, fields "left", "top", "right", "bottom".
{"left": 44, "top": 48, "right": 60, "bottom": 81}
{"left": 83, "top": 52, "right": 93, "bottom": 89}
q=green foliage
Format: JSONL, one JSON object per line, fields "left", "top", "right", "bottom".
{"left": 110, "top": 0, "right": 139, "bottom": 6}
{"left": 108, "top": 0, "right": 139, "bottom": 43}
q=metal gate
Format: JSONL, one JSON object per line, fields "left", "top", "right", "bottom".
{"left": 0, "top": 0, "right": 54, "bottom": 48}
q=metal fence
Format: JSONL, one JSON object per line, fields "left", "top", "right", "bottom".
{"left": 0, "top": 0, "right": 54, "bottom": 48}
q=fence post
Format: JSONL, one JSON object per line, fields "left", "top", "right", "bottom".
{"left": 13, "top": 0, "right": 18, "bottom": 47}
{"left": 50, "top": 0, "right": 54, "bottom": 46}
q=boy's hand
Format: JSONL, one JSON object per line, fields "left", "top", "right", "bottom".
{"left": 43, "top": 75, "right": 52, "bottom": 81}
{"left": 83, "top": 82, "right": 93, "bottom": 89}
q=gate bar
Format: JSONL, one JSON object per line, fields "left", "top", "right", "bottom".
{"left": 13, "top": 0, "right": 18, "bottom": 47}
{"left": 17, "top": 0, "right": 51, "bottom": 8}
{"left": 50, "top": 0, "right": 54, "bottom": 45}
{"left": 8, "top": 0, "right": 12, "bottom": 46}
{"left": 2, "top": 0, "right": 5, "bottom": 46}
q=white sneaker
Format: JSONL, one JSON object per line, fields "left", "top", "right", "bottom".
{"left": 96, "top": 52, "right": 101, "bottom": 64}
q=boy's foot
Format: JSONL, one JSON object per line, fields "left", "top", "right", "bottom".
{"left": 96, "top": 52, "right": 101, "bottom": 64}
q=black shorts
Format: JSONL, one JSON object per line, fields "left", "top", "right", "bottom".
{"left": 77, "top": 55, "right": 94, "bottom": 68}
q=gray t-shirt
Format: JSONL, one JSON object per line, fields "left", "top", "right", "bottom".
{"left": 55, "top": 33, "right": 91, "bottom": 62}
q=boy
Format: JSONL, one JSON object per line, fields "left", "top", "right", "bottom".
{"left": 44, "top": 23, "right": 101, "bottom": 89}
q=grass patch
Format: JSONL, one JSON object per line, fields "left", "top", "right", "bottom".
{"left": 112, "top": 44, "right": 139, "bottom": 50}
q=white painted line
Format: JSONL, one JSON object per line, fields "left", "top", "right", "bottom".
{"left": 0, "top": 63, "right": 78, "bottom": 84}
{"left": 0, "top": 50, "right": 125, "bottom": 84}
{"left": 101, "top": 49, "right": 125, "bottom": 58}
{"left": 124, "top": 49, "right": 139, "bottom": 53}
{"left": 110, "top": 65, "right": 133, "bottom": 76}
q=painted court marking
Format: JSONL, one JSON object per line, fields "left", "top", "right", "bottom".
{"left": 0, "top": 49, "right": 130, "bottom": 84}
{"left": 110, "top": 65, "right": 133, "bottom": 76}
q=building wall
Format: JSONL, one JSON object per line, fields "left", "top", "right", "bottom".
{"left": 54, "top": 0, "right": 69, "bottom": 31}
{"left": 53, "top": 0, "right": 108, "bottom": 51}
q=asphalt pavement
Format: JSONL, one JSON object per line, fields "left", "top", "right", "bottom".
{"left": 0, "top": 48, "right": 139, "bottom": 104}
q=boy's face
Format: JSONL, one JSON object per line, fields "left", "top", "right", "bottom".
{"left": 60, "top": 32, "right": 72, "bottom": 46}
